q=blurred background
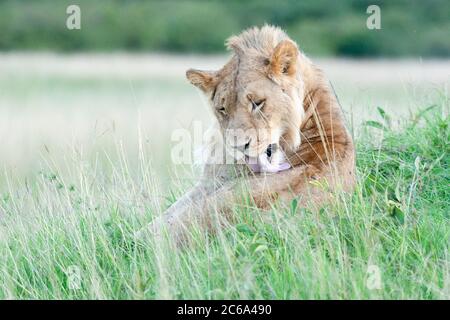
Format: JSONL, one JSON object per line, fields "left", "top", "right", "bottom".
{"left": 1, "top": 0, "right": 449, "bottom": 56}
{"left": 0, "top": 0, "right": 448, "bottom": 187}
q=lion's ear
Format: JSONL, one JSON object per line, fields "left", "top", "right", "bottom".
{"left": 186, "top": 69, "right": 218, "bottom": 93}
{"left": 268, "top": 40, "right": 298, "bottom": 79}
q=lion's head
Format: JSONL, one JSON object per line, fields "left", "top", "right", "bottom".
{"left": 186, "top": 26, "right": 305, "bottom": 172}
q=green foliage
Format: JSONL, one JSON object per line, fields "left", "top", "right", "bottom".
{"left": 0, "top": 0, "right": 449, "bottom": 56}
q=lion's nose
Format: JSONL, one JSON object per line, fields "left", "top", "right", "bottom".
{"left": 233, "top": 138, "right": 251, "bottom": 152}
{"left": 244, "top": 139, "right": 251, "bottom": 150}
{"left": 265, "top": 143, "right": 277, "bottom": 158}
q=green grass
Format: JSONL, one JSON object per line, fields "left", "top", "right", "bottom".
{"left": 0, "top": 104, "right": 448, "bottom": 299}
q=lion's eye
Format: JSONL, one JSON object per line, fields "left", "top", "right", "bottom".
{"left": 217, "top": 107, "right": 227, "bottom": 115}
{"left": 251, "top": 99, "right": 265, "bottom": 111}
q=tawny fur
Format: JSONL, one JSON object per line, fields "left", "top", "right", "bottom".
{"left": 136, "top": 25, "right": 356, "bottom": 244}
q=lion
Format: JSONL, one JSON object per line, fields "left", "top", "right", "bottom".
{"left": 136, "top": 25, "right": 356, "bottom": 244}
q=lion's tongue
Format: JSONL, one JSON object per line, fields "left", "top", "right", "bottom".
{"left": 246, "top": 154, "right": 291, "bottom": 173}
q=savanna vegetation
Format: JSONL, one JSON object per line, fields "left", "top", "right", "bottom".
{"left": 0, "top": 102, "right": 448, "bottom": 299}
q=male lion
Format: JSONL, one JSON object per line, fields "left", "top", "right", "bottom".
{"left": 137, "top": 25, "right": 355, "bottom": 243}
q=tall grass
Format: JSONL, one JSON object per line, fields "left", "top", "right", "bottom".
{"left": 0, "top": 104, "right": 448, "bottom": 299}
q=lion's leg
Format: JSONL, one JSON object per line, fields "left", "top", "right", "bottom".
{"left": 134, "top": 182, "right": 215, "bottom": 242}
{"left": 135, "top": 182, "right": 238, "bottom": 245}
{"left": 136, "top": 164, "right": 327, "bottom": 245}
